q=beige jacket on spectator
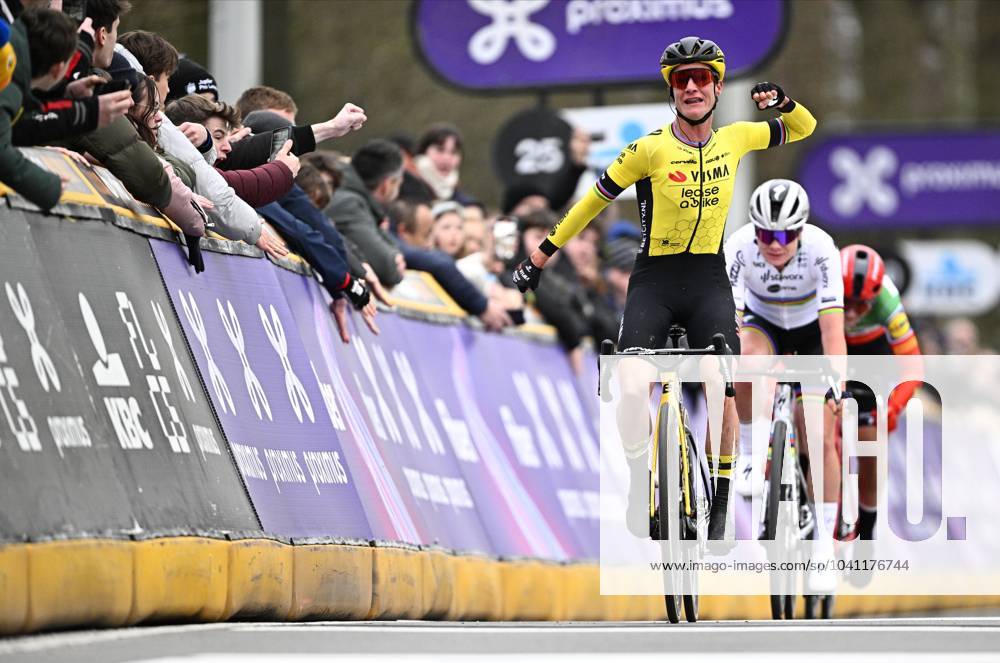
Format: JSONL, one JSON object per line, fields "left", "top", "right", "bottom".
{"left": 158, "top": 113, "right": 262, "bottom": 245}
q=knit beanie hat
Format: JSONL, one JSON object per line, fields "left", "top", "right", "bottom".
{"left": 167, "top": 57, "right": 218, "bottom": 103}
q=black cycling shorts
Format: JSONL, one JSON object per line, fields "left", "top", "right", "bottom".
{"left": 617, "top": 251, "right": 741, "bottom": 354}
{"left": 741, "top": 308, "right": 822, "bottom": 355}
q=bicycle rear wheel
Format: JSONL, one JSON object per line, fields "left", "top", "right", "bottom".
{"left": 681, "top": 428, "right": 700, "bottom": 623}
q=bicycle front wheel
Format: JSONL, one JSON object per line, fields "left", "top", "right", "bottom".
{"left": 657, "top": 401, "right": 683, "bottom": 624}
{"left": 763, "top": 421, "right": 788, "bottom": 542}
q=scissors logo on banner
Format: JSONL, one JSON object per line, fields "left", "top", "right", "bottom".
{"left": 178, "top": 290, "right": 235, "bottom": 414}
{"left": 258, "top": 304, "right": 313, "bottom": 424}
{"left": 218, "top": 299, "right": 271, "bottom": 421}
{"left": 151, "top": 301, "right": 196, "bottom": 403}
{"left": 6, "top": 282, "right": 60, "bottom": 393}
{"left": 830, "top": 145, "right": 899, "bottom": 217}
{"left": 467, "top": 0, "right": 556, "bottom": 65}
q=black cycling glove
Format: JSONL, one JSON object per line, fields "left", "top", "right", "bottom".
{"left": 184, "top": 234, "right": 205, "bottom": 273}
{"left": 512, "top": 258, "right": 543, "bottom": 293}
{"left": 750, "top": 81, "right": 793, "bottom": 111}
{"left": 343, "top": 275, "right": 371, "bottom": 310}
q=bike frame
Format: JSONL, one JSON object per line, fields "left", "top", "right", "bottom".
{"left": 650, "top": 375, "right": 695, "bottom": 527}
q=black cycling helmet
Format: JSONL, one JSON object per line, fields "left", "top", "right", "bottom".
{"left": 660, "top": 36, "right": 726, "bottom": 84}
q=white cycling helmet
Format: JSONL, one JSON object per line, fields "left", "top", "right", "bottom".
{"left": 748, "top": 179, "right": 809, "bottom": 231}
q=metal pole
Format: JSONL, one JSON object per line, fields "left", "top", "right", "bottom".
{"left": 208, "top": 0, "right": 262, "bottom": 104}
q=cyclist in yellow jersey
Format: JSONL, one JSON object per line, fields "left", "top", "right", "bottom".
{"left": 512, "top": 36, "right": 817, "bottom": 540}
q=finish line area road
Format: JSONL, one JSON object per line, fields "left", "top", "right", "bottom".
{"left": 3, "top": 618, "right": 1000, "bottom": 662}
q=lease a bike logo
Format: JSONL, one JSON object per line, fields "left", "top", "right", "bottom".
{"left": 468, "top": 0, "right": 556, "bottom": 65}
{"left": 830, "top": 145, "right": 899, "bottom": 217}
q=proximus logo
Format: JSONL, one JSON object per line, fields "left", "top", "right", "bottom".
{"left": 830, "top": 145, "right": 899, "bottom": 217}
{"left": 468, "top": 0, "right": 556, "bottom": 65}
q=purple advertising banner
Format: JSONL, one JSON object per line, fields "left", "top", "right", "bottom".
{"left": 278, "top": 270, "right": 498, "bottom": 554}
{"left": 798, "top": 131, "right": 1000, "bottom": 228}
{"left": 463, "top": 330, "right": 601, "bottom": 559}
{"left": 412, "top": 0, "right": 787, "bottom": 91}
{"left": 152, "top": 238, "right": 607, "bottom": 559}
{"left": 151, "top": 242, "right": 372, "bottom": 541}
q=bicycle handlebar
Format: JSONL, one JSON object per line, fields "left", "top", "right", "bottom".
{"left": 598, "top": 334, "right": 736, "bottom": 401}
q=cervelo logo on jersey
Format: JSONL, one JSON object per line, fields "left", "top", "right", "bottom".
{"left": 468, "top": 0, "right": 556, "bottom": 65}
{"left": 830, "top": 145, "right": 899, "bottom": 217}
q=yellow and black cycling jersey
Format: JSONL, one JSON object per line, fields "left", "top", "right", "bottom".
{"left": 539, "top": 101, "right": 817, "bottom": 258}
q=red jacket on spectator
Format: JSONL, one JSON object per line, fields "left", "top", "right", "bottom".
{"left": 216, "top": 161, "right": 293, "bottom": 208}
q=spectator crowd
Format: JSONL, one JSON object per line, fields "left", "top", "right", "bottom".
{"left": 3, "top": 1, "right": 986, "bottom": 371}
{"left": 0, "top": 0, "right": 639, "bottom": 365}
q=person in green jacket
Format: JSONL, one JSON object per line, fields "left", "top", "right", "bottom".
{"left": 0, "top": 10, "right": 74, "bottom": 211}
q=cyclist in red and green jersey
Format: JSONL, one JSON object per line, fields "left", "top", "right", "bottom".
{"left": 842, "top": 244, "right": 921, "bottom": 541}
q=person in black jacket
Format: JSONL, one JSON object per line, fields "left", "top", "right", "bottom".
{"left": 0, "top": 9, "right": 75, "bottom": 210}
{"left": 10, "top": 0, "right": 133, "bottom": 147}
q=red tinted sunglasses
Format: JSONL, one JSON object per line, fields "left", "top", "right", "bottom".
{"left": 669, "top": 68, "right": 716, "bottom": 89}
{"left": 755, "top": 227, "right": 801, "bottom": 246}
